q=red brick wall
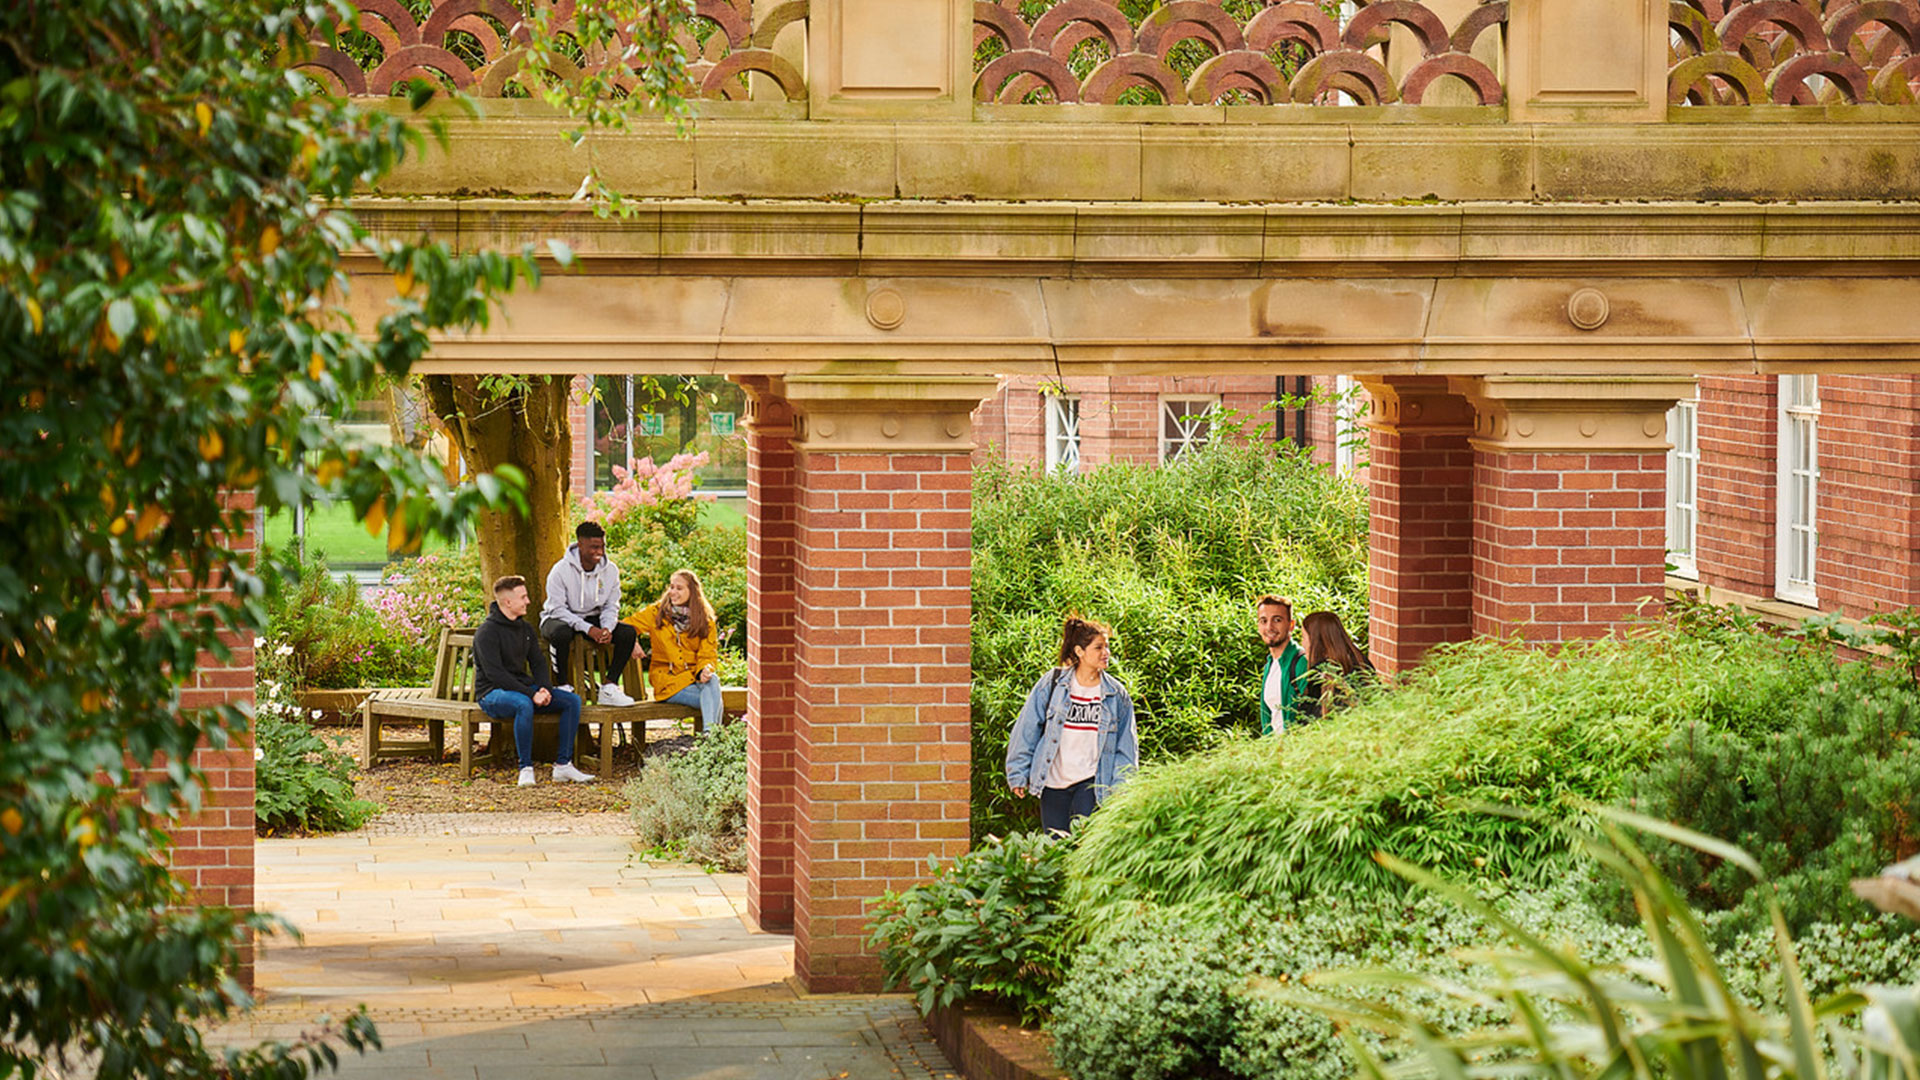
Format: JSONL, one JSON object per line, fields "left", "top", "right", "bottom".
{"left": 169, "top": 490, "right": 258, "bottom": 986}
{"left": 1367, "top": 413, "right": 1474, "bottom": 672}
{"left": 789, "top": 450, "right": 973, "bottom": 991}
{"left": 1808, "top": 375, "right": 1920, "bottom": 614}
{"left": 1695, "top": 375, "right": 1776, "bottom": 598}
{"left": 1473, "top": 450, "right": 1667, "bottom": 638}
{"left": 745, "top": 393, "right": 798, "bottom": 930}
{"left": 568, "top": 374, "right": 592, "bottom": 494}
{"left": 976, "top": 374, "right": 1334, "bottom": 469}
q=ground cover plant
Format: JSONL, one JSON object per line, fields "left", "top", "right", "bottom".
{"left": 254, "top": 694, "right": 376, "bottom": 836}
{"left": 1273, "top": 810, "right": 1920, "bottom": 1080}
{"left": 625, "top": 720, "right": 750, "bottom": 870}
{"left": 970, "top": 437, "right": 1368, "bottom": 836}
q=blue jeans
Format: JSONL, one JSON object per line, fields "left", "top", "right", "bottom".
{"left": 478, "top": 687, "right": 581, "bottom": 769}
{"left": 663, "top": 678, "right": 724, "bottom": 731}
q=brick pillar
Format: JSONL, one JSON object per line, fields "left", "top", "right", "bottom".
{"left": 170, "top": 489, "right": 259, "bottom": 988}
{"left": 1454, "top": 377, "right": 1695, "bottom": 641}
{"left": 568, "top": 374, "right": 594, "bottom": 495}
{"left": 1359, "top": 377, "right": 1476, "bottom": 674}
{"left": 739, "top": 377, "right": 799, "bottom": 931}
{"left": 782, "top": 375, "right": 995, "bottom": 992}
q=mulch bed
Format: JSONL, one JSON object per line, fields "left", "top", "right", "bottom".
{"left": 317, "top": 724, "right": 696, "bottom": 815}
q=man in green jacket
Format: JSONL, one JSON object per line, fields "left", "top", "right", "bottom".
{"left": 1256, "top": 594, "right": 1309, "bottom": 735}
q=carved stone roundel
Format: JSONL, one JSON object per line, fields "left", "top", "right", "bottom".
{"left": 865, "top": 288, "right": 906, "bottom": 331}
{"left": 1567, "top": 288, "right": 1610, "bottom": 331}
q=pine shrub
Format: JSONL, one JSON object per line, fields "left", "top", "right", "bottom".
{"left": 625, "top": 721, "right": 748, "bottom": 870}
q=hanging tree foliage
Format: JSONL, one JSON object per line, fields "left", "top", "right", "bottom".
{"left": 0, "top": 0, "right": 689, "bottom": 1074}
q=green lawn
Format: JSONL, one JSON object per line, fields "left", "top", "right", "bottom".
{"left": 263, "top": 501, "right": 454, "bottom": 568}
{"left": 268, "top": 496, "right": 745, "bottom": 568}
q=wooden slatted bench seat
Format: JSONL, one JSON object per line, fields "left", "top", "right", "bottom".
{"left": 361, "top": 625, "right": 744, "bottom": 779}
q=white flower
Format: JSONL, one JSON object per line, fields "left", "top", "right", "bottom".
{"left": 254, "top": 747, "right": 265, "bottom": 761}
{"left": 275, "top": 644, "right": 293, "bottom": 657}
{"left": 253, "top": 637, "right": 265, "bottom": 648}
{"left": 311, "top": 709, "right": 323, "bottom": 719}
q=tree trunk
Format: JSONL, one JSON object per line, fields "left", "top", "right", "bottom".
{"left": 422, "top": 374, "right": 573, "bottom": 617}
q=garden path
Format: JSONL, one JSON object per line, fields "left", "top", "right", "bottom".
{"left": 204, "top": 813, "right": 956, "bottom": 1080}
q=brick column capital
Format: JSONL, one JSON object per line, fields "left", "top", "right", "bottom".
{"left": 1448, "top": 376, "right": 1698, "bottom": 452}
{"left": 783, "top": 375, "right": 999, "bottom": 453}
{"left": 738, "top": 375, "right": 796, "bottom": 435}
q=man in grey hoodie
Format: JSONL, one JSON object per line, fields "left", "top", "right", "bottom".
{"left": 539, "top": 521, "right": 639, "bottom": 706}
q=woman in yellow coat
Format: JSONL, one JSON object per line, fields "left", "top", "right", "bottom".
{"left": 624, "top": 568, "right": 723, "bottom": 729}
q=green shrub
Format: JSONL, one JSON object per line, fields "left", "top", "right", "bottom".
{"left": 625, "top": 721, "right": 748, "bottom": 869}
{"left": 1063, "top": 623, "right": 1829, "bottom": 925}
{"left": 254, "top": 697, "right": 376, "bottom": 835}
{"left": 263, "top": 548, "right": 434, "bottom": 689}
{"left": 1050, "top": 878, "right": 1644, "bottom": 1080}
{"left": 971, "top": 439, "right": 1369, "bottom": 837}
{"left": 1620, "top": 660, "right": 1920, "bottom": 940}
{"left": 866, "top": 832, "right": 1073, "bottom": 1024}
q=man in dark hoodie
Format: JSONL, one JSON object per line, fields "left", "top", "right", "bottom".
{"left": 539, "top": 521, "right": 639, "bottom": 707}
{"left": 475, "top": 575, "right": 594, "bottom": 787}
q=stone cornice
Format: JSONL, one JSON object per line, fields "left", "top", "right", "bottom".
{"left": 353, "top": 198, "right": 1920, "bottom": 279}
{"left": 375, "top": 113, "right": 1920, "bottom": 205}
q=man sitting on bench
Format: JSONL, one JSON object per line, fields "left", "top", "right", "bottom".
{"left": 476, "top": 574, "right": 594, "bottom": 787}
{"left": 539, "top": 521, "right": 639, "bottom": 707}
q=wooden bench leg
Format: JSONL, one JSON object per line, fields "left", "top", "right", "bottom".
{"left": 429, "top": 717, "right": 444, "bottom": 764}
{"left": 459, "top": 721, "right": 474, "bottom": 779}
{"left": 361, "top": 698, "right": 378, "bottom": 769}
{"left": 599, "top": 719, "right": 613, "bottom": 780}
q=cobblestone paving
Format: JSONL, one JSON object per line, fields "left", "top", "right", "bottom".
{"left": 202, "top": 817, "right": 959, "bottom": 1080}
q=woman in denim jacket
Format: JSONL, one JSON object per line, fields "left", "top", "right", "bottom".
{"left": 1004, "top": 616, "right": 1141, "bottom": 834}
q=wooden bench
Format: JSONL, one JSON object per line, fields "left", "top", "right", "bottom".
{"left": 361, "top": 625, "right": 743, "bottom": 779}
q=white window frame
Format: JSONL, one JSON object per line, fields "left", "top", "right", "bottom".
{"left": 1159, "top": 395, "right": 1220, "bottom": 463}
{"left": 1665, "top": 395, "right": 1699, "bottom": 579}
{"left": 1774, "top": 375, "right": 1820, "bottom": 606}
{"left": 1044, "top": 393, "right": 1081, "bottom": 472}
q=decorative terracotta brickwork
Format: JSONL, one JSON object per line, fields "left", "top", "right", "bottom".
{"left": 290, "top": 0, "right": 806, "bottom": 101}
{"left": 974, "top": 0, "right": 1507, "bottom": 105}
{"left": 1472, "top": 450, "right": 1668, "bottom": 639}
{"left": 1670, "top": 1, "right": 1920, "bottom": 105}
{"left": 743, "top": 385, "right": 799, "bottom": 931}
{"left": 1363, "top": 378, "right": 1474, "bottom": 673}
{"left": 787, "top": 443, "right": 976, "bottom": 991}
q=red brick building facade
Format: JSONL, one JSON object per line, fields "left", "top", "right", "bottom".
{"left": 973, "top": 372, "right": 1920, "bottom": 638}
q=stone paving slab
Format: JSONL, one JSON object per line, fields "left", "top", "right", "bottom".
{"left": 204, "top": 814, "right": 959, "bottom": 1080}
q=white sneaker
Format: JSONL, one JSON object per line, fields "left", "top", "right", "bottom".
{"left": 554, "top": 684, "right": 573, "bottom": 695}
{"left": 553, "top": 762, "right": 596, "bottom": 783}
{"left": 597, "top": 683, "right": 635, "bottom": 707}
{"left": 517, "top": 766, "right": 536, "bottom": 787}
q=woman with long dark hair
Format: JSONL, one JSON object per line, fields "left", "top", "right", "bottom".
{"left": 1004, "top": 615, "right": 1140, "bottom": 834}
{"left": 624, "top": 568, "right": 724, "bottom": 730}
{"left": 1297, "top": 610, "right": 1374, "bottom": 722}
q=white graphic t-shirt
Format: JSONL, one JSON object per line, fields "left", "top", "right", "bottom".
{"left": 1046, "top": 677, "right": 1103, "bottom": 789}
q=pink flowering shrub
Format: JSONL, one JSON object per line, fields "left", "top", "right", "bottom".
{"left": 579, "top": 451, "right": 711, "bottom": 546}
{"left": 375, "top": 548, "right": 488, "bottom": 648}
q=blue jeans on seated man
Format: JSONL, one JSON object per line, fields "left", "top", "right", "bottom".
{"left": 477, "top": 687, "right": 582, "bottom": 769}
{"left": 662, "top": 678, "right": 724, "bottom": 731}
